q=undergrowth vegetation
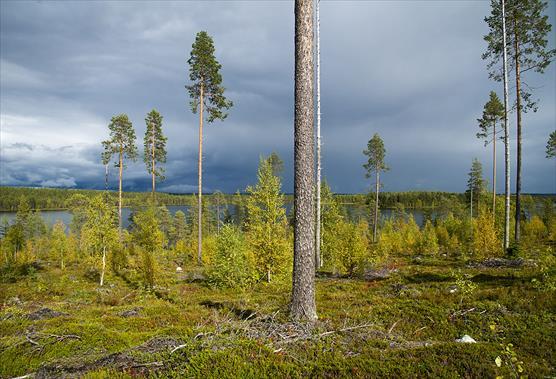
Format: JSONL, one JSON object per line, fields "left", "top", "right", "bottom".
{"left": 1, "top": 157, "right": 555, "bottom": 377}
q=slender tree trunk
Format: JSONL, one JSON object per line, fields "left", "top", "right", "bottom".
{"left": 198, "top": 82, "right": 204, "bottom": 265}
{"left": 217, "top": 199, "right": 220, "bottom": 234}
{"left": 501, "top": 0, "right": 511, "bottom": 251}
{"left": 470, "top": 187, "right": 473, "bottom": 219}
{"left": 373, "top": 170, "right": 379, "bottom": 243}
{"left": 100, "top": 245, "right": 106, "bottom": 286}
{"left": 315, "top": 0, "right": 322, "bottom": 270}
{"left": 513, "top": 17, "right": 522, "bottom": 244}
{"left": 118, "top": 149, "right": 123, "bottom": 236}
{"left": 104, "top": 164, "right": 109, "bottom": 191}
{"left": 151, "top": 130, "right": 156, "bottom": 202}
{"left": 492, "top": 122, "right": 496, "bottom": 217}
{"left": 291, "top": 0, "right": 317, "bottom": 322}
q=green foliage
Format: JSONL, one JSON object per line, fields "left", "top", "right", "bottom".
{"left": 132, "top": 207, "right": 164, "bottom": 288}
{"left": 363, "top": 133, "right": 388, "bottom": 176}
{"left": 186, "top": 31, "right": 233, "bottom": 122}
{"left": 547, "top": 130, "right": 556, "bottom": 158}
{"left": 206, "top": 224, "right": 256, "bottom": 289}
{"left": 101, "top": 114, "right": 138, "bottom": 168}
{"left": 143, "top": 109, "right": 167, "bottom": 183}
{"left": 495, "top": 343, "right": 526, "bottom": 379}
{"left": 81, "top": 195, "right": 119, "bottom": 285}
{"left": 416, "top": 220, "right": 439, "bottom": 255}
{"left": 245, "top": 157, "right": 290, "bottom": 282}
{"left": 483, "top": 0, "right": 556, "bottom": 111}
{"left": 477, "top": 91, "right": 505, "bottom": 145}
{"left": 451, "top": 269, "right": 478, "bottom": 306}
{"left": 472, "top": 211, "right": 502, "bottom": 259}
{"left": 50, "top": 220, "right": 68, "bottom": 269}
{"left": 466, "top": 158, "right": 486, "bottom": 216}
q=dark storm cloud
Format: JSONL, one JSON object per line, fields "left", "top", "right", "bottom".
{"left": 1, "top": 1, "right": 554, "bottom": 194}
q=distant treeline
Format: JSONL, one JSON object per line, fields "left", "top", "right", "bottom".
{"left": 335, "top": 192, "right": 467, "bottom": 209}
{"left": 0, "top": 187, "right": 196, "bottom": 211}
{"left": 0, "top": 186, "right": 553, "bottom": 212}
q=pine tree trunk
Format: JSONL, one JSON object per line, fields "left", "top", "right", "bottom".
{"left": 152, "top": 130, "right": 156, "bottom": 202}
{"left": 315, "top": 0, "right": 322, "bottom": 270}
{"left": 470, "top": 187, "right": 473, "bottom": 219}
{"left": 118, "top": 148, "right": 123, "bottom": 236}
{"left": 291, "top": 0, "right": 317, "bottom": 322}
{"left": 197, "top": 83, "right": 204, "bottom": 265}
{"left": 513, "top": 17, "right": 522, "bottom": 243}
{"left": 492, "top": 122, "right": 496, "bottom": 217}
{"left": 501, "top": 0, "right": 511, "bottom": 251}
{"left": 374, "top": 170, "right": 379, "bottom": 243}
{"left": 104, "top": 164, "right": 108, "bottom": 191}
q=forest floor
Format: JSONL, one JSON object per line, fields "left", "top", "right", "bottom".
{"left": 1, "top": 255, "right": 554, "bottom": 378}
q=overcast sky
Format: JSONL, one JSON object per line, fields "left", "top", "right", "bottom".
{"left": 1, "top": 0, "right": 555, "bottom": 194}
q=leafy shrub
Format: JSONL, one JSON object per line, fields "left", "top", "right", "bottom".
{"left": 206, "top": 224, "right": 256, "bottom": 289}
{"left": 416, "top": 220, "right": 439, "bottom": 255}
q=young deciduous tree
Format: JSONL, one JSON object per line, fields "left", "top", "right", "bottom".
{"left": 477, "top": 91, "right": 504, "bottom": 215}
{"left": 144, "top": 109, "right": 167, "bottom": 201}
{"left": 212, "top": 191, "right": 227, "bottom": 234}
{"left": 50, "top": 220, "right": 68, "bottom": 270}
{"left": 81, "top": 195, "right": 119, "bottom": 286}
{"left": 546, "top": 130, "right": 556, "bottom": 159}
{"left": 363, "top": 133, "right": 388, "bottom": 243}
{"left": 186, "top": 31, "right": 233, "bottom": 265}
{"left": 245, "top": 157, "right": 289, "bottom": 283}
{"left": 467, "top": 158, "right": 486, "bottom": 218}
{"left": 484, "top": 0, "right": 556, "bottom": 243}
{"left": 132, "top": 207, "right": 164, "bottom": 288}
{"left": 102, "top": 114, "right": 138, "bottom": 234}
{"left": 290, "top": 0, "right": 317, "bottom": 322}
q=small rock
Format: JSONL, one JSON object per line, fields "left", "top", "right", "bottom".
{"left": 364, "top": 267, "right": 398, "bottom": 281}
{"left": 176, "top": 266, "right": 183, "bottom": 273}
{"left": 118, "top": 306, "right": 143, "bottom": 318}
{"left": 7, "top": 296, "right": 23, "bottom": 306}
{"left": 447, "top": 285, "right": 458, "bottom": 294}
{"left": 26, "top": 307, "right": 67, "bottom": 320}
{"left": 455, "top": 334, "right": 476, "bottom": 343}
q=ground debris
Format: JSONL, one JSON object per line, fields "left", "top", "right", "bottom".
{"left": 25, "top": 308, "right": 67, "bottom": 321}
{"left": 118, "top": 306, "right": 143, "bottom": 318}
{"left": 467, "top": 258, "right": 535, "bottom": 269}
{"left": 34, "top": 336, "right": 183, "bottom": 379}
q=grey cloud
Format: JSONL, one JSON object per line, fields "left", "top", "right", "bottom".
{"left": 1, "top": 1, "right": 554, "bottom": 194}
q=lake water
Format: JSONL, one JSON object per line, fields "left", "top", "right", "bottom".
{"left": 0, "top": 204, "right": 429, "bottom": 230}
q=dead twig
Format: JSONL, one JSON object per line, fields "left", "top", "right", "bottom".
{"left": 388, "top": 320, "right": 401, "bottom": 334}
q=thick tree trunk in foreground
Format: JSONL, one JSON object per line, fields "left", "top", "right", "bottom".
{"left": 198, "top": 83, "right": 204, "bottom": 265}
{"left": 501, "top": 0, "right": 511, "bottom": 251}
{"left": 291, "top": 0, "right": 317, "bottom": 322}
{"left": 315, "top": 0, "right": 322, "bottom": 270}
{"left": 513, "top": 18, "right": 522, "bottom": 244}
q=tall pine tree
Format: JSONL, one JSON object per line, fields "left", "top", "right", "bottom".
{"left": 143, "top": 109, "right": 167, "bottom": 202}
{"left": 476, "top": 91, "right": 504, "bottom": 215}
{"left": 102, "top": 114, "right": 137, "bottom": 234}
{"left": 483, "top": 0, "right": 555, "bottom": 242}
{"left": 363, "top": 133, "right": 388, "bottom": 243}
{"left": 186, "top": 31, "right": 233, "bottom": 265}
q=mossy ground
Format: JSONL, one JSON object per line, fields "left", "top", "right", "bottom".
{"left": 1, "top": 256, "right": 554, "bottom": 378}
